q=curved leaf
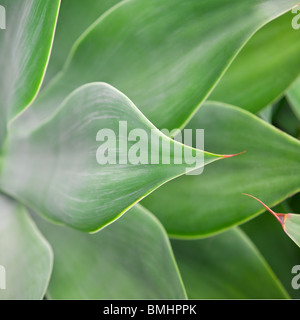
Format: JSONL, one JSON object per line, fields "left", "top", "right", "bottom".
{"left": 0, "top": 83, "right": 224, "bottom": 232}
{"left": 209, "top": 12, "right": 300, "bottom": 113}
{"left": 142, "top": 101, "right": 300, "bottom": 237}
{"left": 44, "top": 0, "right": 121, "bottom": 84}
{"left": 0, "top": 194, "right": 52, "bottom": 300}
{"left": 34, "top": 205, "right": 186, "bottom": 299}
{"left": 244, "top": 194, "right": 300, "bottom": 247}
{"left": 0, "top": 0, "right": 60, "bottom": 144}
{"left": 172, "top": 227, "right": 288, "bottom": 299}
{"left": 272, "top": 98, "right": 300, "bottom": 138}
{"left": 12, "top": 0, "right": 299, "bottom": 134}
{"left": 287, "top": 76, "right": 300, "bottom": 120}
{"left": 242, "top": 202, "right": 300, "bottom": 299}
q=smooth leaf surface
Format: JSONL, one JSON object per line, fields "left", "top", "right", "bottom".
{"left": 272, "top": 98, "right": 300, "bottom": 138}
{"left": 289, "top": 192, "right": 300, "bottom": 212}
{"left": 242, "top": 202, "right": 300, "bottom": 299}
{"left": 0, "top": 83, "right": 223, "bottom": 232}
{"left": 44, "top": 0, "right": 121, "bottom": 84}
{"left": 209, "top": 12, "right": 300, "bottom": 113}
{"left": 244, "top": 194, "right": 300, "bottom": 247}
{"left": 172, "top": 227, "right": 288, "bottom": 299}
{"left": 13, "top": 0, "right": 299, "bottom": 134}
{"left": 34, "top": 205, "right": 186, "bottom": 299}
{"left": 287, "top": 76, "right": 300, "bottom": 120}
{"left": 142, "top": 102, "right": 300, "bottom": 237}
{"left": 0, "top": 194, "right": 52, "bottom": 300}
{"left": 0, "top": 0, "right": 60, "bottom": 144}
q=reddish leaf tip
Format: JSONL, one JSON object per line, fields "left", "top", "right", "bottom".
{"left": 242, "top": 193, "right": 286, "bottom": 227}
{"left": 222, "top": 150, "right": 247, "bottom": 159}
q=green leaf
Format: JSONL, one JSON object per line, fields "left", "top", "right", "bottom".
{"left": 142, "top": 101, "right": 300, "bottom": 237}
{"left": 172, "top": 227, "right": 288, "bottom": 299}
{"left": 242, "top": 201, "right": 300, "bottom": 299}
{"left": 0, "top": 0, "right": 60, "bottom": 144}
{"left": 209, "top": 12, "right": 300, "bottom": 113}
{"left": 287, "top": 76, "right": 300, "bottom": 120}
{"left": 272, "top": 98, "right": 300, "bottom": 138}
{"left": 33, "top": 205, "right": 186, "bottom": 299}
{"left": 0, "top": 194, "right": 52, "bottom": 300}
{"left": 44, "top": 0, "right": 121, "bottom": 84}
{"left": 244, "top": 194, "right": 300, "bottom": 247}
{"left": 0, "top": 83, "right": 223, "bottom": 232}
{"left": 13, "top": 0, "right": 299, "bottom": 133}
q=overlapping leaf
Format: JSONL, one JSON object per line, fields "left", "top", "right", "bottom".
{"left": 272, "top": 98, "right": 300, "bottom": 138}
{"left": 0, "top": 83, "right": 223, "bottom": 231}
{"left": 0, "top": 0, "right": 60, "bottom": 144}
{"left": 0, "top": 194, "right": 52, "bottom": 300}
{"left": 44, "top": 0, "right": 121, "bottom": 84}
{"left": 34, "top": 205, "right": 186, "bottom": 299}
{"left": 242, "top": 202, "right": 300, "bottom": 299}
{"left": 244, "top": 194, "right": 300, "bottom": 247}
{"left": 12, "top": 0, "right": 299, "bottom": 134}
{"left": 142, "top": 102, "right": 300, "bottom": 237}
{"left": 172, "top": 227, "right": 288, "bottom": 299}
{"left": 209, "top": 12, "right": 300, "bottom": 113}
{"left": 287, "top": 76, "right": 300, "bottom": 120}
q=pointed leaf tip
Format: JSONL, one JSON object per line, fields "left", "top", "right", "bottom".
{"left": 242, "top": 193, "right": 278, "bottom": 219}
{"left": 242, "top": 194, "right": 300, "bottom": 247}
{"left": 222, "top": 150, "right": 247, "bottom": 159}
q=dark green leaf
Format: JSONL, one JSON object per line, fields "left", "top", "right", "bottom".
{"left": 172, "top": 227, "right": 288, "bottom": 299}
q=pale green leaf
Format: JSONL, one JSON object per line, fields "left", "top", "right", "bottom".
{"left": 0, "top": 83, "right": 223, "bottom": 232}
{"left": 34, "top": 205, "right": 186, "bottom": 299}
{"left": 0, "top": 194, "right": 52, "bottom": 300}
{"left": 0, "top": 0, "right": 60, "bottom": 144}
{"left": 12, "top": 0, "right": 299, "bottom": 134}
{"left": 44, "top": 0, "right": 121, "bottom": 84}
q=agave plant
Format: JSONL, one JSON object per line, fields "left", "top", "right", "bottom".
{"left": 0, "top": 0, "right": 300, "bottom": 300}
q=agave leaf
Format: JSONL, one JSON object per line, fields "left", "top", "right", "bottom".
{"left": 12, "top": 0, "right": 299, "bottom": 134}
{"left": 33, "top": 205, "right": 186, "bottom": 299}
{"left": 142, "top": 101, "right": 300, "bottom": 237}
{"left": 0, "top": 83, "right": 226, "bottom": 232}
{"left": 272, "top": 98, "right": 300, "bottom": 138}
{"left": 242, "top": 201, "right": 300, "bottom": 299}
{"left": 44, "top": 0, "right": 121, "bottom": 84}
{"left": 287, "top": 76, "right": 300, "bottom": 120}
{"left": 0, "top": 194, "right": 52, "bottom": 300}
{"left": 259, "top": 105, "right": 274, "bottom": 124}
{"left": 172, "top": 227, "right": 288, "bottom": 299}
{"left": 209, "top": 12, "right": 300, "bottom": 113}
{"left": 243, "top": 194, "right": 300, "bottom": 247}
{"left": 0, "top": 0, "right": 60, "bottom": 144}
